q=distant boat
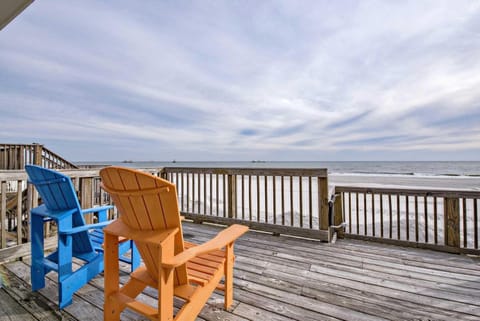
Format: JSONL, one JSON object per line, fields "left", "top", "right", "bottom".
{"left": 122, "top": 160, "right": 133, "bottom": 163}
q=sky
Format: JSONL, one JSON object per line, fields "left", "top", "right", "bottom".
{"left": 1, "top": 1, "right": 480, "bottom": 162}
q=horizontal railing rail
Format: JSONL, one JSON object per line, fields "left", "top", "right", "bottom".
{"left": 162, "top": 167, "right": 331, "bottom": 241}
{"left": 332, "top": 185, "right": 480, "bottom": 254}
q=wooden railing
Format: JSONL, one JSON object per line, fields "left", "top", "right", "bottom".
{"left": 332, "top": 186, "right": 480, "bottom": 254}
{"left": 162, "top": 168, "right": 330, "bottom": 240}
{"left": 1, "top": 167, "right": 329, "bottom": 262}
{"left": 0, "top": 144, "right": 78, "bottom": 170}
{"left": 0, "top": 168, "right": 142, "bottom": 263}
{"left": 2, "top": 167, "right": 479, "bottom": 264}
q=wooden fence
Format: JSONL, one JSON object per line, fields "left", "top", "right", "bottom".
{"left": 0, "top": 167, "right": 330, "bottom": 262}
{"left": 1, "top": 167, "right": 479, "bottom": 264}
{"left": 0, "top": 144, "right": 78, "bottom": 170}
{"left": 162, "top": 167, "right": 330, "bottom": 240}
{"left": 332, "top": 185, "right": 480, "bottom": 254}
{"left": 0, "top": 168, "right": 136, "bottom": 263}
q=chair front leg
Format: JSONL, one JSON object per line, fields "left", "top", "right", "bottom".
{"left": 57, "top": 216, "right": 74, "bottom": 308}
{"left": 31, "top": 214, "right": 46, "bottom": 291}
{"left": 104, "top": 232, "right": 120, "bottom": 321}
{"left": 158, "top": 236, "right": 175, "bottom": 321}
{"left": 224, "top": 242, "right": 234, "bottom": 310}
{"left": 57, "top": 217, "right": 73, "bottom": 279}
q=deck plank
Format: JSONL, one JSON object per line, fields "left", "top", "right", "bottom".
{"left": 0, "top": 266, "right": 75, "bottom": 321}
{"left": 0, "top": 288, "right": 37, "bottom": 321}
{"left": 5, "top": 260, "right": 108, "bottom": 321}
{"left": 1, "top": 221, "right": 480, "bottom": 321}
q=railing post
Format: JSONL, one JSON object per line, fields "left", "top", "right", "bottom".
{"left": 227, "top": 174, "right": 237, "bottom": 219}
{"left": 33, "top": 143, "right": 43, "bottom": 166}
{"left": 160, "top": 168, "right": 168, "bottom": 180}
{"left": 14, "top": 145, "right": 21, "bottom": 169}
{"left": 26, "top": 181, "right": 36, "bottom": 243}
{"left": 1, "top": 181, "right": 6, "bottom": 248}
{"left": 0, "top": 145, "right": 4, "bottom": 169}
{"left": 80, "top": 177, "right": 94, "bottom": 223}
{"left": 318, "top": 175, "right": 329, "bottom": 231}
{"left": 7, "top": 146, "right": 12, "bottom": 169}
{"left": 16, "top": 180, "right": 23, "bottom": 244}
{"left": 19, "top": 145, "right": 25, "bottom": 169}
{"left": 444, "top": 197, "right": 460, "bottom": 249}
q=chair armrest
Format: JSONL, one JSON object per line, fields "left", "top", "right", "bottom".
{"left": 82, "top": 205, "right": 114, "bottom": 223}
{"left": 59, "top": 221, "right": 111, "bottom": 235}
{"left": 163, "top": 224, "right": 248, "bottom": 269}
{"left": 104, "top": 219, "right": 179, "bottom": 246}
{"left": 31, "top": 205, "right": 76, "bottom": 220}
{"left": 82, "top": 205, "right": 114, "bottom": 215}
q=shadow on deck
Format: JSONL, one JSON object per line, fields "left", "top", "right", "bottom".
{"left": 1, "top": 221, "right": 480, "bottom": 321}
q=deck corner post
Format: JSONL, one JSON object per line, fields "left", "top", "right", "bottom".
{"left": 444, "top": 197, "right": 460, "bottom": 249}
{"left": 318, "top": 174, "right": 329, "bottom": 231}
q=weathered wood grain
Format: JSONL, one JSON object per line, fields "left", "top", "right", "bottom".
{"left": 0, "top": 288, "right": 37, "bottom": 321}
{"left": 1, "top": 266, "right": 75, "bottom": 321}
{"left": 2, "top": 222, "right": 480, "bottom": 321}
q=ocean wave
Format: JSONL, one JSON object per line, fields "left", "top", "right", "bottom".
{"left": 330, "top": 171, "right": 478, "bottom": 178}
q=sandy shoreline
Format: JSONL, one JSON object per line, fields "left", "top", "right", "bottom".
{"left": 329, "top": 173, "right": 480, "bottom": 191}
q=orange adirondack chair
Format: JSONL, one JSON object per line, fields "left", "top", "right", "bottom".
{"left": 100, "top": 166, "right": 249, "bottom": 321}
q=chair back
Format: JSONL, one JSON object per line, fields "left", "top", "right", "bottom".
{"left": 100, "top": 166, "right": 188, "bottom": 285}
{"left": 25, "top": 165, "right": 94, "bottom": 254}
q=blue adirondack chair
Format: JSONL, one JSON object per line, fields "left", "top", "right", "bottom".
{"left": 25, "top": 165, "right": 140, "bottom": 308}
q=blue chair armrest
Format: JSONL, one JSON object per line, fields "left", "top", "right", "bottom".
{"left": 81, "top": 205, "right": 114, "bottom": 215}
{"left": 82, "top": 205, "right": 114, "bottom": 223}
{"left": 59, "top": 221, "right": 111, "bottom": 235}
{"left": 31, "top": 205, "right": 77, "bottom": 220}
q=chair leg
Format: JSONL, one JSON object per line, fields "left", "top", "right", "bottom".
{"left": 31, "top": 214, "right": 45, "bottom": 291}
{"left": 58, "top": 286, "right": 73, "bottom": 309}
{"left": 104, "top": 296, "right": 121, "bottom": 321}
{"left": 104, "top": 232, "right": 120, "bottom": 321}
{"left": 130, "top": 242, "right": 140, "bottom": 272}
{"left": 158, "top": 236, "right": 174, "bottom": 321}
{"left": 58, "top": 254, "right": 104, "bottom": 309}
{"left": 57, "top": 217, "right": 74, "bottom": 308}
{"left": 118, "top": 240, "right": 139, "bottom": 272}
{"left": 224, "top": 243, "right": 234, "bottom": 310}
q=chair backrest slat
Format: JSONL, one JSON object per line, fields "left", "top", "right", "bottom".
{"left": 26, "top": 166, "right": 78, "bottom": 211}
{"left": 25, "top": 165, "right": 94, "bottom": 254}
{"left": 100, "top": 166, "right": 188, "bottom": 285}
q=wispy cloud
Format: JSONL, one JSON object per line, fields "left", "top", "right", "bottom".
{"left": 1, "top": 1, "right": 479, "bottom": 161}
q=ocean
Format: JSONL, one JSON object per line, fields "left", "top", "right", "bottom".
{"left": 77, "top": 161, "right": 480, "bottom": 177}
{"left": 77, "top": 161, "right": 480, "bottom": 190}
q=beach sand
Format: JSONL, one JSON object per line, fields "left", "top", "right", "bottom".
{"left": 330, "top": 173, "right": 480, "bottom": 191}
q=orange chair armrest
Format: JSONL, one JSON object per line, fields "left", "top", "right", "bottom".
{"left": 104, "top": 219, "right": 179, "bottom": 246}
{"left": 163, "top": 224, "right": 248, "bottom": 268}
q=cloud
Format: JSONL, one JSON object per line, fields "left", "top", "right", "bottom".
{"left": 1, "top": 0, "right": 479, "bottom": 161}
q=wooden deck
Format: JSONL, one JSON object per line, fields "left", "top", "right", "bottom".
{"left": 1, "top": 221, "right": 480, "bottom": 321}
